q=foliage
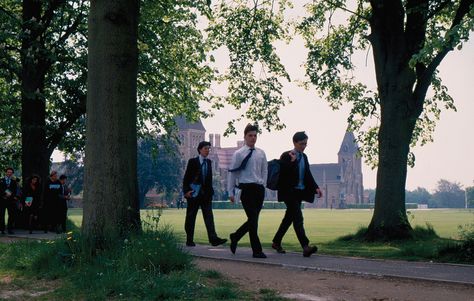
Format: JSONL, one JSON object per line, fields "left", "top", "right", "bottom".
{"left": 207, "top": 0, "right": 293, "bottom": 135}
{"left": 0, "top": 0, "right": 217, "bottom": 164}
{"left": 466, "top": 186, "right": 474, "bottom": 208}
{"left": 299, "top": 1, "right": 473, "bottom": 168}
{"left": 137, "top": 136, "right": 183, "bottom": 208}
{"left": 406, "top": 187, "right": 432, "bottom": 205}
{"left": 431, "top": 179, "right": 465, "bottom": 208}
{"left": 438, "top": 222, "right": 474, "bottom": 263}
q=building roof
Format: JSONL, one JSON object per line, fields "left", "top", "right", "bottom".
{"left": 337, "top": 131, "right": 359, "bottom": 155}
{"left": 310, "top": 163, "right": 342, "bottom": 184}
{"left": 175, "top": 116, "right": 206, "bottom": 131}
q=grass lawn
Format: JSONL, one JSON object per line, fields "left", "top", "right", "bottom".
{"left": 68, "top": 208, "right": 474, "bottom": 260}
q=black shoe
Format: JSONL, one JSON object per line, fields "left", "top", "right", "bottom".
{"left": 252, "top": 252, "right": 267, "bottom": 259}
{"left": 211, "top": 237, "right": 228, "bottom": 246}
{"left": 229, "top": 233, "right": 237, "bottom": 254}
{"left": 29, "top": 230, "right": 33, "bottom": 234}
{"left": 272, "top": 242, "right": 286, "bottom": 254}
{"left": 7, "top": 230, "right": 14, "bottom": 235}
{"left": 303, "top": 245, "right": 318, "bottom": 257}
{"left": 1, "top": 231, "right": 5, "bottom": 235}
{"left": 186, "top": 241, "right": 196, "bottom": 247}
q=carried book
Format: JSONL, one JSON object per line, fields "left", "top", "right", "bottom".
{"left": 25, "top": 196, "right": 33, "bottom": 206}
{"left": 190, "top": 183, "right": 201, "bottom": 198}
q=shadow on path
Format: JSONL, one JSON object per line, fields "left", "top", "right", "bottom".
{"left": 185, "top": 243, "right": 474, "bottom": 286}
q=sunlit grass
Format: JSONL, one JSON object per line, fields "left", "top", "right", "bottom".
{"left": 68, "top": 207, "right": 474, "bottom": 260}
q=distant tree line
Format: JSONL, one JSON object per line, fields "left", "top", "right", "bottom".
{"left": 366, "top": 179, "right": 473, "bottom": 208}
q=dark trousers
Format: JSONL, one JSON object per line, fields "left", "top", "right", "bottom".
{"left": 0, "top": 202, "right": 15, "bottom": 231}
{"left": 232, "top": 183, "right": 265, "bottom": 254}
{"left": 273, "top": 189, "right": 309, "bottom": 248}
{"left": 185, "top": 196, "right": 218, "bottom": 243}
{"left": 57, "top": 201, "right": 68, "bottom": 232}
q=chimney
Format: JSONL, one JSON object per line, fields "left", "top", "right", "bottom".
{"left": 214, "top": 134, "right": 221, "bottom": 148}
{"left": 209, "top": 134, "right": 214, "bottom": 146}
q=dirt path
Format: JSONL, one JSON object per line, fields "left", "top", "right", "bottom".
{"left": 195, "top": 257, "right": 474, "bottom": 301}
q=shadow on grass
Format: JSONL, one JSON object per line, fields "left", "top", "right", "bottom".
{"left": 320, "top": 223, "right": 473, "bottom": 264}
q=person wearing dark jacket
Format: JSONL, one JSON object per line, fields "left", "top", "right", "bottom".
{"left": 58, "top": 174, "right": 71, "bottom": 233}
{"left": 42, "top": 171, "right": 62, "bottom": 233}
{"left": 22, "top": 175, "right": 41, "bottom": 233}
{"left": 0, "top": 167, "right": 18, "bottom": 234}
{"left": 183, "top": 141, "right": 227, "bottom": 247}
{"left": 272, "top": 131, "right": 322, "bottom": 257}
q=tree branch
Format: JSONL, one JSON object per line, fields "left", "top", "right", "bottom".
{"left": 426, "top": 0, "right": 453, "bottom": 20}
{"left": 412, "top": 0, "right": 474, "bottom": 116}
{"left": 0, "top": 5, "right": 21, "bottom": 24}
{"left": 405, "top": 0, "right": 429, "bottom": 56}
{"left": 46, "top": 94, "right": 86, "bottom": 153}
{"left": 324, "top": 0, "right": 370, "bottom": 21}
{"left": 55, "top": 11, "right": 84, "bottom": 46}
{"left": 40, "top": 0, "right": 65, "bottom": 35}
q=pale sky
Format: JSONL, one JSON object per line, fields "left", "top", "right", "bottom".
{"left": 201, "top": 6, "right": 474, "bottom": 192}
{"left": 54, "top": 4, "right": 473, "bottom": 192}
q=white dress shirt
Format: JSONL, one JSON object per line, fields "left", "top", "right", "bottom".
{"left": 227, "top": 144, "right": 268, "bottom": 196}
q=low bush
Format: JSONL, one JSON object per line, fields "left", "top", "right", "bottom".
{"left": 438, "top": 223, "right": 474, "bottom": 263}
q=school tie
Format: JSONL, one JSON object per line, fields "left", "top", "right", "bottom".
{"left": 229, "top": 148, "right": 254, "bottom": 172}
{"left": 201, "top": 159, "right": 208, "bottom": 184}
{"left": 298, "top": 152, "right": 306, "bottom": 187}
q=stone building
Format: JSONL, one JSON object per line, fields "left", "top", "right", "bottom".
{"left": 177, "top": 117, "right": 364, "bottom": 207}
{"left": 308, "top": 132, "right": 364, "bottom": 208}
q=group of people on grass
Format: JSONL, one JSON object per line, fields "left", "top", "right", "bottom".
{"left": 183, "top": 124, "right": 323, "bottom": 258}
{"left": 0, "top": 168, "right": 70, "bottom": 235}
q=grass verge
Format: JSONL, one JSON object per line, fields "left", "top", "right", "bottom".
{"left": 0, "top": 215, "right": 268, "bottom": 300}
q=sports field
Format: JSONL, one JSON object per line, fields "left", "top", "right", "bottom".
{"left": 69, "top": 208, "right": 473, "bottom": 251}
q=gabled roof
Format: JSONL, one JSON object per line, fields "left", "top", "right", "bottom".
{"left": 310, "top": 163, "right": 342, "bottom": 184}
{"left": 337, "top": 131, "right": 359, "bottom": 155}
{"left": 175, "top": 116, "right": 206, "bottom": 131}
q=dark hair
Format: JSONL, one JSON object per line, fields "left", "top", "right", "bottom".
{"left": 5, "top": 167, "right": 14, "bottom": 173}
{"left": 293, "top": 131, "right": 308, "bottom": 143}
{"left": 28, "top": 174, "right": 41, "bottom": 186}
{"left": 59, "top": 175, "right": 67, "bottom": 180}
{"left": 244, "top": 124, "right": 259, "bottom": 136}
{"left": 197, "top": 141, "right": 211, "bottom": 154}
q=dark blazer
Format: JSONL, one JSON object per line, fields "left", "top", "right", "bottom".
{"left": 182, "top": 157, "right": 214, "bottom": 200}
{"left": 1, "top": 177, "right": 18, "bottom": 204}
{"left": 277, "top": 151, "right": 319, "bottom": 203}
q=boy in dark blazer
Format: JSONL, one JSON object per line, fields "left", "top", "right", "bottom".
{"left": 182, "top": 141, "right": 227, "bottom": 247}
{"left": 272, "top": 132, "right": 322, "bottom": 257}
{"left": 0, "top": 167, "right": 18, "bottom": 234}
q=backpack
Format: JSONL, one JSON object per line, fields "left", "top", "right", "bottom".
{"left": 266, "top": 159, "right": 281, "bottom": 190}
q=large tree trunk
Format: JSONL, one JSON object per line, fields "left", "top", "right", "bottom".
{"left": 83, "top": 0, "right": 141, "bottom": 250}
{"left": 20, "top": 0, "right": 50, "bottom": 181}
{"left": 366, "top": 89, "right": 416, "bottom": 240}
{"left": 365, "top": 1, "right": 419, "bottom": 240}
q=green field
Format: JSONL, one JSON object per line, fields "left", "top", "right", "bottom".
{"left": 69, "top": 208, "right": 473, "bottom": 253}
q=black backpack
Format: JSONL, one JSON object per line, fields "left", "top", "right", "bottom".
{"left": 266, "top": 159, "right": 281, "bottom": 190}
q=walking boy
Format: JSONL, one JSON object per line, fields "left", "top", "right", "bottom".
{"left": 228, "top": 124, "right": 268, "bottom": 258}
{"left": 272, "top": 131, "right": 322, "bottom": 257}
{"left": 183, "top": 141, "right": 227, "bottom": 247}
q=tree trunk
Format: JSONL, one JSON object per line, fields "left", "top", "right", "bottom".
{"left": 21, "top": 0, "right": 50, "bottom": 181}
{"left": 83, "top": 0, "right": 141, "bottom": 251}
{"left": 366, "top": 90, "right": 416, "bottom": 240}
